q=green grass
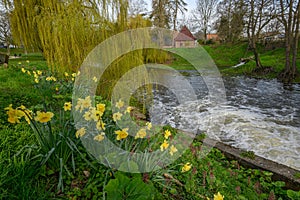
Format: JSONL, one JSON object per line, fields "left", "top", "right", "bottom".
{"left": 0, "top": 47, "right": 26, "bottom": 55}
{"left": 203, "top": 42, "right": 253, "bottom": 68}
{"left": 0, "top": 53, "right": 47, "bottom": 125}
{"left": 166, "top": 49, "right": 195, "bottom": 70}
{"left": 0, "top": 50, "right": 299, "bottom": 199}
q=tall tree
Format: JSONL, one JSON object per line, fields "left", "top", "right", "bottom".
{"left": 169, "top": 0, "right": 187, "bottom": 30}
{"left": 150, "top": 0, "right": 171, "bottom": 28}
{"left": 278, "top": 0, "right": 300, "bottom": 82}
{"left": 244, "top": 0, "right": 276, "bottom": 69}
{"left": 128, "top": 0, "right": 148, "bottom": 16}
{"left": 193, "top": 0, "right": 218, "bottom": 42}
{"left": 216, "top": 0, "right": 246, "bottom": 43}
{"left": 0, "top": 10, "right": 12, "bottom": 54}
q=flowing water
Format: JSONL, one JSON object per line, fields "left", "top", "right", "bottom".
{"left": 147, "top": 69, "right": 300, "bottom": 170}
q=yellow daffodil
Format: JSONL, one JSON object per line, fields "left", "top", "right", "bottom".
{"left": 169, "top": 145, "right": 178, "bottom": 156}
{"left": 21, "top": 68, "right": 26, "bottom": 73}
{"left": 18, "top": 62, "right": 21, "bottom": 65}
{"left": 82, "top": 96, "right": 91, "bottom": 109}
{"left": 95, "top": 110, "right": 103, "bottom": 121}
{"left": 27, "top": 71, "right": 31, "bottom": 75}
{"left": 18, "top": 105, "right": 32, "bottom": 124}
{"left": 64, "top": 72, "right": 69, "bottom": 77}
{"left": 116, "top": 99, "right": 124, "bottom": 109}
{"left": 37, "top": 70, "right": 42, "bottom": 75}
{"left": 77, "top": 71, "right": 81, "bottom": 76}
{"left": 72, "top": 73, "right": 77, "bottom": 77}
{"left": 164, "top": 129, "right": 171, "bottom": 139}
{"left": 135, "top": 128, "right": 147, "bottom": 139}
{"left": 113, "top": 112, "right": 123, "bottom": 122}
{"left": 125, "top": 106, "right": 132, "bottom": 114}
{"left": 76, "top": 127, "right": 86, "bottom": 138}
{"left": 89, "top": 108, "right": 102, "bottom": 122}
{"left": 26, "top": 60, "right": 30, "bottom": 63}
{"left": 64, "top": 102, "right": 72, "bottom": 111}
{"left": 83, "top": 110, "right": 92, "bottom": 121}
{"left": 92, "top": 76, "right": 98, "bottom": 82}
{"left": 160, "top": 140, "right": 169, "bottom": 151}
{"left": 214, "top": 192, "right": 224, "bottom": 200}
{"left": 72, "top": 78, "right": 75, "bottom": 81}
{"left": 146, "top": 122, "right": 152, "bottom": 130}
{"left": 75, "top": 96, "right": 91, "bottom": 112}
{"left": 34, "top": 78, "right": 39, "bottom": 83}
{"left": 34, "top": 111, "right": 54, "bottom": 123}
{"left": 46, "top": 76, "right": 56, "bottom": 82}
{"left": 5, "top": 104, "right": 23, "bottom": 124}
{"left": 96, "top": 120, "right": 106, "bottom": 131}
{"left": 181, "top": 162, "right": 192, "bottom": 173}
{"left": 96, "top": 103, "right": 105, "bottom": 113}
{"left": 55, "top": 87, "right": 59, "bottom": 91}
{"left": 94, "top": 132, "right": 105, "bottom": 142}
{"left": 115, "top": 128, "right": 129, "bottom": 140}
{"left": 23, "top": 110, "right": 32, "bottom": 124}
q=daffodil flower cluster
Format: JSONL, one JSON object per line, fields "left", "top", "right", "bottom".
{"left": 5, "top": 104, "right": 54, "bottom": 124}
{"left": 112, "top": 99, "right": 153, "bottom": 141}
{"left": 74, "top": 96, "right": 106, "bottom": 142}
{"left": 21, "top": 67, "right": 80, "bottom": 85}
{"left": 160, "top": 129, "right": 178, "bottom": 157}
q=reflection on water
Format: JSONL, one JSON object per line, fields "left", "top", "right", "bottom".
{"left": 148, "top": 70, "right": 300, "bottom": 170}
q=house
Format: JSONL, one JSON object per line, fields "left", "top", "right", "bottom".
{"left": 173, "top": 26, "right": 197, "bottom": 48}
{"left": 206, "top": 33, "right": 219, "bottom": 41}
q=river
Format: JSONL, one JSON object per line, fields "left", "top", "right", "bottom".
{"left": 147, "top": 69, "right": 300, "bottom": 170}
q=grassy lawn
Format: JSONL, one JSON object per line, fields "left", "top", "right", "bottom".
{"left": 0, "top": 53, "right": 299, "bottom": 199}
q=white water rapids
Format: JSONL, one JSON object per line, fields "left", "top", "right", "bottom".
{"left": 146, "top": 70, "right": 300, "bottom": 170}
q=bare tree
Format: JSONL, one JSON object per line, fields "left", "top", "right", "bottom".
{"left": 193, "top": 0, "right": 218, "bottom": 42}
{"left": 169, "top": 0, "right": 187, "bottom": 30}
{"left": 244, "top": 0, "right": 277, "bottom": 69}
{"left": 278, "top": 0, "right": 300, "bottom": 82}
{"left": 129, "top": 0, "right": 148, "bottom": 16}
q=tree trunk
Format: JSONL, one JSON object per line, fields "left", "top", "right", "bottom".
{"left": 6, "top": 41, "right": 10, "bottom": 56}
{"left": 204, "top": 26, "right": 207, "bottom": 44}
{"left": 279, "top": 0, "right": 299, "bottom": 83}
{"left": 284, "top": 33, "right": 291, "bottom": 72}
{"left": 292, "top": 2, "right": 300, "bottom": 77}
{"left": 173, "top": 3, "right": 178, "bottom": 30}
{"left": 253, "top": 47, "right": 262, "bottom": 68}
{"left": 250, "top": 38, "right": 262, "bottom": 68}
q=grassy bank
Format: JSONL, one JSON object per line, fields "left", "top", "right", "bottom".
{"left": 167, "top": 42, "right": 300, "bottom": 81}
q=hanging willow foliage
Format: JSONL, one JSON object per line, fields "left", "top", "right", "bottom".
{"left": 8, "top": 0, "right": 169, "bottom": 99}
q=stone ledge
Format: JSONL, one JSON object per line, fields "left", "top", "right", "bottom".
{"left": 203, "top": 138, "right": 300, "bottom": 191}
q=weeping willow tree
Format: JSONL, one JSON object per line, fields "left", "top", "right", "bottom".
{"left": 7, "top": 0, "right": 125, "bottom": 72}
{"left": 6, "top": 0, "right": 169, "bottom": 99}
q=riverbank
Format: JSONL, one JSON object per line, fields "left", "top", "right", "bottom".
{"left": 167, "top": 42, "right": 300, "bottom": 82}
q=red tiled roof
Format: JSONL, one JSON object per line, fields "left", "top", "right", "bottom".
{"left": 174, "top": 26, "right": 195, "bottom": 41}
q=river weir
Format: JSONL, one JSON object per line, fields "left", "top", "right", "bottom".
{"left": 147, "top": 69, "right": 300, "bottom": 171}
